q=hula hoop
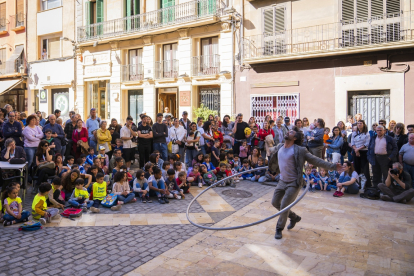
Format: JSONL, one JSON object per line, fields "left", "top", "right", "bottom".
{"left": 186, "top": 166, "right": 310, "bottom": 231}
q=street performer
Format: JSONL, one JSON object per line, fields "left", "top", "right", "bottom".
{"left": 269, "top": 127, "right": 343, "bottom": 239}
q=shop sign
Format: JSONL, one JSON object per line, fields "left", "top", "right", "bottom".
{"left": 40, "top": 90, "right": 47, "bottom": 103}
{"left": 179, "top": 91, "right": 191, "bottom": 106}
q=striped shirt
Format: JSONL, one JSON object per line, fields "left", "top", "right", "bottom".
{"left": 351, "top": 132, "right": 370, "bottom": 150}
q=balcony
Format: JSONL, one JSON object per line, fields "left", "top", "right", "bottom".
{"left": 243, "top": 11, "right": 414, "bottom": 64}
{"left": 0, "top": 57, "right": 25, "bottom": 76}
{"left": 10, "top": 12, "right": 25, "bottom": 32}
{"left": 192, "top": 55, "right": 220, "bottom": 76}
{"left": 77, "top": 0, "right": 226, "bottom": 43}
{"left": 121, "top": 64, "right": 144, "bottom": 82}
{"left": 155, "top": 60, "right": 179, "bottom": 79}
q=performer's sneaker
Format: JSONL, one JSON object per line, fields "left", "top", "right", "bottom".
{"left": 275, "top": 229, "right": 283, "bottom": 239}
{"left": 337, "top": 192, "right": 344, "bottom": 197}
{"left": 287, "top": 216, "right": 301, "bottom": 230}
{"left": 333, "top": 191, "right": 339, "bottom": 197}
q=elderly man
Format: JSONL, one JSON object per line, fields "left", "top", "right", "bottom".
{"left": 43, "top": 115, "right": 65, "bottom": 154}
{"left": 272, "top": 117, "right": 287, "bottom": 146}
{"left": 86, "top": 108, "right": 101, "bottom": 153}
{"left": 64, "top": 114, "right": 78, "bottom": 157}
{"left": 2, "top": 111, "right": 23, "bottom": 147}
{"left": 399, "top": 133, "right": 414, "bottom": 186}
{"left": 1, "top": 138, "right": 26, "bottom": 162}
{"left": 378, "top": 162, "right": 414, "bottom": 203}
{"left": 368, "top": 125, "right": 398, "bottom": 188}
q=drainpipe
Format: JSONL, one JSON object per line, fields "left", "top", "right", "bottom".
{"left": 232, "top": 14, "right": 235, "bottom": 116}
{"left": 73, "top": 0, "right": 78, "bottom": 113}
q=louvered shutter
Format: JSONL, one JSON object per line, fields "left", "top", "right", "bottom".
{"left": 126, "top": 0, "right": 131, "bottom": 16}
{"left": 134, "top": 0, "right": 140, "bottom": 15}
{"left": 274, "top": 6, "right": 285, "bottom": 33}
{"left": 16, "top": 0, "right": 24, "bottom": 15}
{"left": 356, "top": 0, "right": 368, "bottom": 19}
{"left": 85, "top": 1, "right": 92, "bottom": 25}
{"left": 263, "top": 8, "right": 273, "bottom": 33}
{"left": 342, "top": 0, "right": 354, "bottom": 21}
{"left": 371, "top": 0, "right": 383, "bottom": 17}
{"left": 386, "top": 0, "right": 400, "bottom": 14}
{"left": 0, "top": 3, "right": 6, "bottom": 20}
{"left": 96, "top": 0, "right": 104, "bottom": 23}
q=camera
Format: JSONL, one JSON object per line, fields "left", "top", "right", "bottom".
{"left": 171, "top": 139, "right": 177, "bottom": 144}
{"left": 390, "top": 168, "right": 399, "bottom": 175}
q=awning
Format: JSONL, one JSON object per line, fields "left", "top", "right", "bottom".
{"left": 0, "top": 79, "right": 23, "bottom": 96}
{"left": 5, "top": 45, "right": 24, "bottom": 74}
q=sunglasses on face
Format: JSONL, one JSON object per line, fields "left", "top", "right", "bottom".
{"left": 140, "top": 174, "right": 144, "bottom": 177}
{"left": 43, "top": 144, "right": 49, "bottom": 147}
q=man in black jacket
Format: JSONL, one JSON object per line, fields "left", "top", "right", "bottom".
{"left": 378, "top": 162, "right": 414, "bottom": 203}
{"left": 152, "top": 113, "right": 169, "bottom": 161}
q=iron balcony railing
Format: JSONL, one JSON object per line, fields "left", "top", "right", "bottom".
{"left": 14, "top": 12, "right": 25, "bottom": 28}
{"left": 121, "top": 64, "right": 144, "bottom": 82}
{"left": 155, "top": 59, "right": 179, "bottom": 79}
{"left": 0, "top": 18, "right": 6, "bottom": 32}
{"left": 244, "top": 11, "right": 414, "bottom": 60}
{"left": 78, "top": 0, "right": 225, "bottom": 42}
{"left": 0, "top": 57, "right": 25, "bottom": 75}
{"left": 192, "top": 54, "right": 220, "bottom": 76}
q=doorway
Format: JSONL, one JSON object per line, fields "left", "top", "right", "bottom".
{"left": 128, "top": 90, "right": 143, "bottom": 123}
{"left": 85, "top": 80, "right": 110, "bottom": 120}
{"left": 157, "top": 87, "right": 177, "bottom": 118}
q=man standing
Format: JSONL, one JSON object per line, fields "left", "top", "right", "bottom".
{"left": 232, "top": 113, "right": 249, "bottom": 155}
{"left": 407, "top": 124, "right": 414, "bottom": 134}
{"left": 269, "top": 127, "right": 342, "bottom": 239}
{"left": 180, "top": 111, "right": 191, "bottom": 131}
{"left": 120, "top": 116, "right": 138, "bottom": 170}
{"left": 43, "top": 115, "right": 65, "bottom": 154}
{"left": 399, "top": 133, "right": 414, "bottom": 186}
{"left": 152, "top": 113, "right": 169, "bottom": 161}
{"left": 272, "top": 118, "right": 287, "bottom": 146}
{"left": 137, "top": 115, "right": 153, "bottom": 168}
{"left": 378, "top": 162, "right": 414, "bottom": 203}
{"left": 283, "top": 117, "right": 293, "bottom": 131}
{"left": 2, "top": 112, "right": 23, "bottom": 147}
{"left": 65, "top": 111, "right": 76, "bottom": 125}
{"left": 379, "top": 119, "right": 395, "bottom": 138}
{"left": 86, "top": 108, "right": 101, "bottom": 153}
{"left": 367, "top": 125, "right": 398, "bottom": 187}
{"left": 64, "top": 115, "right": 77, "bottom": 157}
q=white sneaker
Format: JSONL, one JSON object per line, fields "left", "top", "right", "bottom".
{"left": 198, "top": 183, "right": 203, "bottom": 188}
{"left": 39, "top": 218, "right": 46, "bottom": 225}
{"left": 90, "top": 207, "right": 100, "bottom": 213}
{"left": 176, "top": 195, "right": 181, "bottom": 200}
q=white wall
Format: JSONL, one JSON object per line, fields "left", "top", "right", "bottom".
{"left": 37, "top": 7, "right": 63, "bottom": 36}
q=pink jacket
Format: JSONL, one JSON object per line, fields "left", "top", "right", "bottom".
{"left": 22, "top": 125, "right": 44, "bottom": 148}
{"left": 112, "top": 181, "right": 131, "bottom": 195}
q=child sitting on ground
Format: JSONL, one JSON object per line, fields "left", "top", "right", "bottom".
{"left": 187, "top": 164, "right": 203, "bottom": 187}
{"left": 133, "top": 169, "right": 151, "bottom": 203}
{"left": 239, "top": 159, "right": 253, "bottom": 179}
{"left": 112, "top": 157, "right": 124, "bottom": 178}
{"left": 165, "top": 169, "right": 185, "bottom": 199}
{"left": 113, "top": 171, "right": 137, "bottom": 205}
{"left": 216, "top": 163, "right": 235, "bottom": 187}
{"left": 65, "top": 155, "right": 75, "bottom": 170}
{"left": 144, "top": 162, "right": 154, "bottom": 180}
{"left": 47, "top": 177, "right": 65, "bottom": 209}
{"left": 265, "top": 169, "right": 280, "bottom": 182}
{"left": 174, "top": 161, "right": 185, "bottom": 179}
{"left": 97, "top": 146, "right": 109, "bottom": 173}
{"left": 202, "top": 154, "right": 216, "bottom": 172}
{"left": 226, "top": 163, "right": 240, "bottom": 183}
{"left": 162, "top": 161, "right": 171, "bottom": 180}
{"left": 227, "top": 151, "right": 235, "bottom": 168}
{"left": 303, "top": 165, "right": 317, "bottom": 193}
{"left": 32, "top": 183, "right": 60, "bottom": 225}
{"left": 316, "top": 168, "right": 331, "bottom": 191}
{"left": 91, "top": 173, "right": 117, "bottom": 212}
{"left": 149, "top": 166, "right": 171, "bottom": 204}
{"left": 176, "top": 171, "right": 190, "bottom": 194}
{"left": 200, "top": 164, "right": 217, "bottom": 186}
{"left": 2, "top": 186, "right": 30, "bottom": 226}
{"left": 68, "top": 179, "right": 93, "bottom": 210}
{"left": 251, "top": 157, "right": 266, "bottom": 183}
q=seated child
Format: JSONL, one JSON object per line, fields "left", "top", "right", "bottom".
{"left": 86, "top": 147, "right": 97, "bottom": 166}
{"left": 227, "top": 151, "right": 235, "bottom": 168}
{"left": 219, "top": 152, "right": 227, "bottom": 166}
{"left": 148, "top": 167, "right": 171, "bottom": 204}
{"left": 202, "top": 155, "right": 216, "bottom": 172}
{"left": 165, "top": 169, "right": 185, "bottom": 199}
{"left": 233, "top": 154, "right": 241, "bottom": 171}
{"left": 239, "top": 159, "right": 253, "bottom": 179}
{"left": 316, "top": 168, "right": 331, "bottom": 191}
{"left": 47, "top": 177, "right": 65, "bottom": 209}
{"left": 113, "top": 171, "right": 137, "bottom": 205}
{"left": 216, "top": 163, "right": 235, "bottom": 187}
{"left": 176, "top": 171, "right": 190, "bottom": 194}
{"left": 2, "top": 186, "right": 30, "bottom": 226}
{"left": 97, "top": 146, "right": 109, "bottom": 174}
{"left": 250, "top": 157, "right": 266, "bottom": 183}
{"left": 187, "top": 164, "right": 203, "bottom": 187}
{"left": 200, "top": 164, "right": 217, "bottom": 186}
{"left": 327, "top": 170, "right": 340, "bottom": 189}
{"left": 144, "top": 162, "right": 154, "bottom": 180}
{"left": 162, "top": 161, "right": 171, "bottom": 180}
{"left": 68, "top": 179, "right": 93, "bottom": 210}
{"left": 112, "top": 157, "right": 124, "bottom": 178}
{"left": 114, "top": 138, "right": 123, "bottom": 152}
{"left": 174, "top": 161, "right": 185, "bottom": 179}
{"left": 91, "top": 173, "right": 118, "bottom": 212}
{"left": 265, "top": 169, "right": 280, "bottom": 182}
{"left": 133, "top": 169, "right": 151, "bottom": 203}
{"left": 226, "top": 163, "right": 239, "bottom": 183}
{"left": 32, "top": 183, "right": 60, "bottom": 225}
{"left": 64, "top": 155, "right": 75, "bottom": 171}
{"left": 303, "top": 165, "right": 317, "bottom": 192}
{"left": 119, "top": 165, "right": 133, "bottom": 183}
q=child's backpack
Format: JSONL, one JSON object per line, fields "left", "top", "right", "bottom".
{"left": 61, "top": 208, "right": 83, "bottom": 219}
{"left": 18, "top": 221, "right": 42, "bottom": 231}
{"left": 101, "top": 193, "right": 117, "bottom": 207}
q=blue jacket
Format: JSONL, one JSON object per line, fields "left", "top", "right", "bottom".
{"left": 367, "top": 135, "right": 398, "bottom": 165}
{"left": 43, "top": 123, "right": 65, "bottom": 152}
{"left": 2, "top": 121, "right": 23, "bottom": 146}
{"left": 327, "top": 136, "right": 344, "bottom": 155}
{"left": 308, "top": 127, "right": 324, "bottom": 148}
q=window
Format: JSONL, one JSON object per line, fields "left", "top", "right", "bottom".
{"left": 85, "top": 0, "right": 104, "bottom": 36}
{"left": 0, "top": 3, "right": 6, "bottom": 31}
{"left": 162, "top": 43, "right": 178, "bottom": 78}
{"left": 341, "top": 0, "right": 401, "bottom": 46}
{"left": 16, "top": 0, "right": 24, "bottom": 27}
{"left": 0, "top": 48, "right": 6, "bottom": 74}
{"left": 251, "top": 94, "right": 299, "bottom": 125}
{"left": 41, "top": 0, "right": 62, "bottom": 11}
{"left": 200, "top": 37, "right": 219, "bottom": 75}
{"left": 41, "top": 38, "right": 60, "bottom": 59}
{"left": 127, "top": 48, "right": 143, "bottom": 81}
{"left": 128, "top": 90, "right": 143, "bottom": 123}
{"left": 200, "top": 88, "right": 220, "bottom": 115}
{"left": 262, "top": 4, "right": 286, "bottom": 55}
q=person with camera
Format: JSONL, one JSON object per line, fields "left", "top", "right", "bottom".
{"left": 378, "top": 162, "right": 414, "bottom": 203}
{"left": 169, "top": 118, "right": 186, "bottom": 161}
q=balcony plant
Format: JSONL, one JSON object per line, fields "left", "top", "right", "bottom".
{"left": 193, "top": 104, "right": 218, "bottom": 121}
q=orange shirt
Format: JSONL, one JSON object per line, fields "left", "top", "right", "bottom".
{"left": 323, "top": 134, "right": 331, "bottom": 144}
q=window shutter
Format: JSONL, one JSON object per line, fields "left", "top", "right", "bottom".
{"left": 386, "top": 0, "right": 400, "bottom": 14}
{"left": 263, "top": 8, "right": 274, "bottom": 33}
{"left": 48, "top": 38, "right": 60, "bottom": 59}
{"left": 126, "top": 0, "right": 131, "bottom": 16}
{"left": 16, "top": 0, "right": 24, "bottom": 14}
{"left": 342, "top": 0, "right": 354, "bottom": 21}
{"left": 356, "top": 0, "right": 368, "bottom": 18}
{"left": 161, "top": 0, "right": 174, "bottom": 8}
{"left": 96, "top": 0, "right": 104, "bottom": 23}
{"left": 0, "top": 3, "right": 6, "bottom": 19}
{"left": 134, "top": 0, "right": 140, "bottom": 15}
{"left": 85, "top": 1, "right": 91, "bottom": 25}
{"left": 274, "top": 6, "right": 285, "bottom": 33}
{"left": 371, "top": 0, "right": 383, "bottom": 17}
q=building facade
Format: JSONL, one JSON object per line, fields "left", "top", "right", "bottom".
{"left": 26, "top": 0, "right": 76, "bottom": 122}
{"left": 235, "top": 0, "right": 414, "bottom": 128}
{"left": 0, "top": 0, "right": 27, "bottom": 112}
{"left": 75, "top": 0, "right": 235, "bottom": 123}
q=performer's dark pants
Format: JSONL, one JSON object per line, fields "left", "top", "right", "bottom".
{"left": 271, "top": 180, "right": 301, "bottom": 230}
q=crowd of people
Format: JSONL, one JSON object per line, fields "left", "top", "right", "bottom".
{"left": 0, "top": 103, "right": 413, "bottom": 227}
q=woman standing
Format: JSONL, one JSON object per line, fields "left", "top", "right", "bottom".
{"left": 97, "top": 120, "right": 112, "bottom": 153}
{"left": 220, "top": 115, "right": 234, "bottom": 149}
{"left": 72, "top": 119, "right": 89, "bottom": 159}
{"left": 351, "top": 120, "right": 371, "bottom": 189}
{"left": 22, "top": 115, "right": 43, "bottom": 170}
{"left": 272, "top": 118, "right": 287, "bottom": 146}
{"left": 33, "top": 140, "right": 55, "bottom": 193}
{"left": 258, "top": 121, "right": 274, "bottom": 159}
{"left": 394, "top": 123, "right": 408, "bottom": 152}
{"left": 214, "top": 115, "right": 222, "bottom": 128}
{"left": 326, "top": 127, "right": 344, "bottom": 164}
{"left": 388, "top": 120, "right": 397, "bottom": 134}
{"left": 169, "top": 118, "right": 186, "bottom": 161}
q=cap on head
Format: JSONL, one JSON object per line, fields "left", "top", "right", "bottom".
{"left": 99, "top": 146, "right": 105, "bottom": 151}
{"left": 284, "top": 116, "right": 290, "bottom": 122}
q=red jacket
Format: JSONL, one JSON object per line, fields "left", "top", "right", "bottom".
{"left": 258, "top": 128, "right": 275, "bottom": 141}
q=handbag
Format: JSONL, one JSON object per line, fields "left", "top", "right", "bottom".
{"left": 38, "top": 161, "right": 55, "bottom": 170}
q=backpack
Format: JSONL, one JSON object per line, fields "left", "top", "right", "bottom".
{"left": 18, "top": 221, "right": 42, "bottom": 231}
{"left": 340, "top": 138, "right": 349, "bottom": 156}
{"left": 360, "top": 187, "right": 380, "bottom": 200}
{"left": 61, "top": 208, "right": 83, "bottom": 219}
{"left": 101, "top": 193, "right": 117, "bottom": 208}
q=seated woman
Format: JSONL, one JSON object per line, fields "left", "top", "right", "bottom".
{"left": 333, "top": 161, "right": 359, "bottom": 197}
{"left": 33, "top": 140, "right": 55, "bottom": 194}
{"left": 1, "top": 138, "right": 26, "bottom": 163}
